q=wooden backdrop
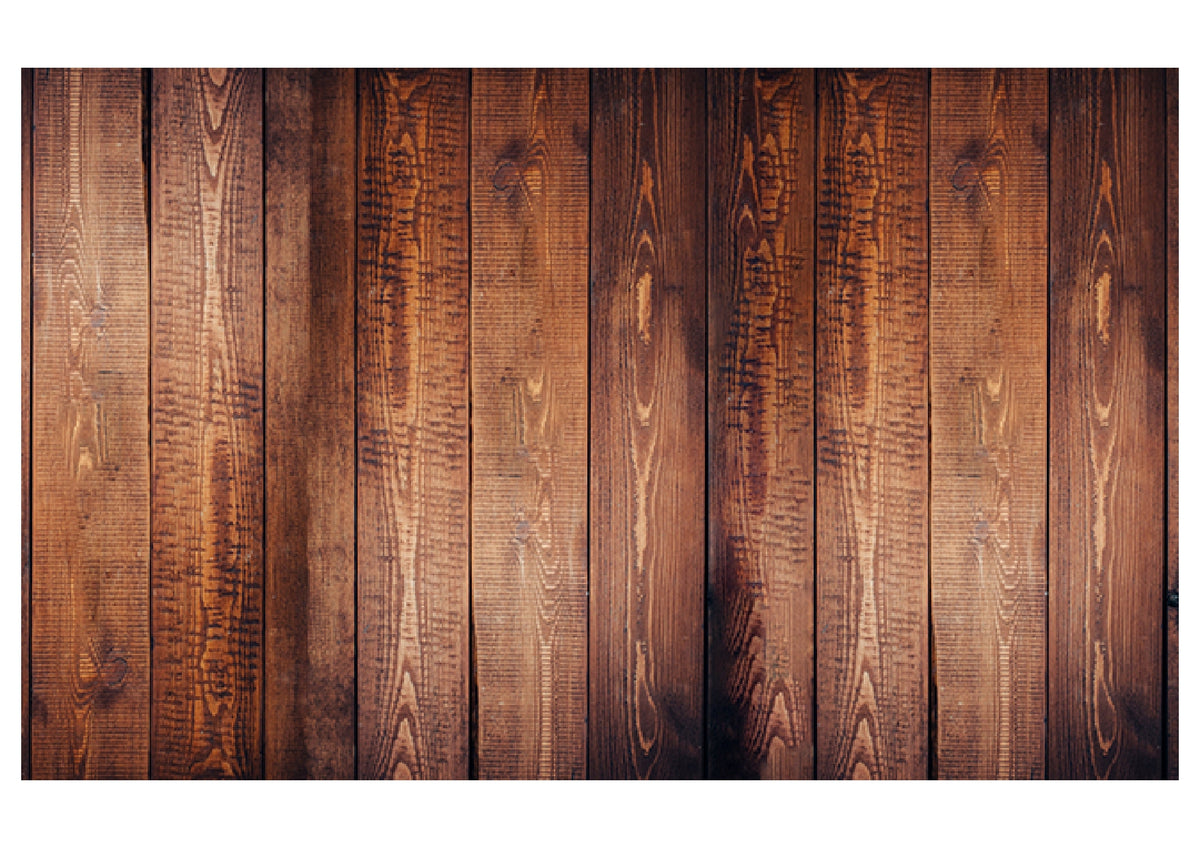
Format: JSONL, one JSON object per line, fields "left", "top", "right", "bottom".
{"left": 21, "top": 68, "right": 1177, "bottom": 779}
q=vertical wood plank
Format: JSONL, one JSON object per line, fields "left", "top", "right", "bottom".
{"left": 21, "top": 66, "right": 33, "bottom": 781}
{"left": 1048, "top": 69, "right": 1165, "bottom": 780}
{"left": 707, "top": 68, "right": 816, "bottom": 779}
{"left": 151, "top": 68, "right": 264, "bottom": 779}
{"left": 815, "top": 69, "right": 929, "bottom": 780}
{"left": 264, "top": 68, "right": 356, "bottom": 779}
{"left": 470, "top": 69, "right": 589, "bottom": 779}
{"left": 589, "top": 69, "right": 706, "bottom": 779}
{"left": 357, "top": 69, "right": 470, "bottom": 780}
{"left": 31, "top": 68, "right": 150, "bottom": 778}
{"left": 1165, "top": 67, "right": 1178, "bottom": 781}
{"left": 929, "top": 69, "right": 1048, "bottom": 779}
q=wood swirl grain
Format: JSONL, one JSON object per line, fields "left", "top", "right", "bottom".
{"left": 929, "top": 69, "right": 1048, "bottom": 779}
{"left": 590, "top": 69, "right": 706, "bottom": 779}
{"left": 1048, "top": 69, "right": 1165, "bottom": 779}
{"left": 815, "top": 69, "right": 929, "bottom": 780}
{"left": 151, "top": 68, "right": 264, "bottom": 779}
{"left": 470, "top": 68, "right": 588, "bottom": 779}
{"left": 707, "top": 68, "right": 816, "bottom": 779}
{"left": 265, "top": 68, "right": 356, "bottom": 779}
{"left": 31, "top": 69, "right": 150, "bottom": 778}
{"left": 357, "top": 69, "right": 470, "bottom": 780}
{"left": 1165, "top": 67, "right": 1178, "bottom": 781}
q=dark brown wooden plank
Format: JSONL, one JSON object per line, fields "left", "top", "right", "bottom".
{"left": 1048, "top": 69, "right": 1165, "bottom": 780}
{"left": 707, "top": 68, "right": 816, "bottom": 779}
{"left": 31, "top": 68, "right": 150, "bottom": 779}
{"left": 815, "top": 69, "right": 929, "bottom": 780}
{"left": 150, "top": 68, "right": 264, "bottom": 779}
{"left": 589, "top": 68, "right": 706, "bottom": 779}
{"left": 1165, "top": 67, "right": 1178, "bottom": 782}
{"left": 470, "top": 69, "right": 589, "bottom": 779}
{"left": 929, "top": 69, "right": 1048, "bottom": 779}
{"left": 21, "top": 66, "right": 33, "bottom": 781}
{"left": 357, "top": 69, "right": 470, "bottom": 780}
{"left": 264, "top": 68, "right": 356, "bottom": 780}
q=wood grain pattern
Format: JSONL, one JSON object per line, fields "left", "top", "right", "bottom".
{"left": 707, "top": 68, "right": 816, "bottom": 779}
{"left": 815, "top": 69, "right": 929, "bottom": 780}
{"left": 1048, "top": 69, "right": 1165, "bottom": 780}
{"left": 357, "top": 69, "right": 470, "bottom": 780}
{"left": 929, "top": 69, "right": 1048, "bottom": 779}
{"left": 31, "top": 68, "right": 150, "bottom": 778}
{"left": 470, "top": 69, "right": 589, "bottom": 779}
{"left": 1165, "top": 67, "right": 1178, "bottom": 781}
{"left": 264, "top": 68, "right": 356, "bottom": 779}
{"left": 151, "top": 68, "right": 264, "bottom": 779}
{"left": 22, "top": 66, "right": 33, "bottom": 781}
{"left": 589, "top": 68, "right": 706, "bottom": 779}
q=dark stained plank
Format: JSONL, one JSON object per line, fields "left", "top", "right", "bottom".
{"left": 31, "top": 69, "right": 150, "bottom": 778}
{"left": 1165, "top": 67, "right": 1178, "bottom": 781}
{"left": 929, "top": 69, "right": 1048, "bottom": 779}
{"left": 589, "top": 68, "right": 706, "bottom": 779}
{"left": 21, "top": 66, "right": 32, "bottom": 781}
{"left": 1048, "top": 69, "right": 1165, "bottom": 780}
{"left": 150, "top": 68, "right": 264, "bottom": 779}
{"left": 264, "top": 68, "right": 356, "bottom": 779}
{"left": 357, "top": 69, "right": 470, "bottom": 780}
{"left": 470, "top": 69, "right": 589, "bottom": 779}
{"left": 706, "top": 68, "right": 816, "bottom": 779}
{"left": 815, "top": 69, "right": 929, "bottom": 780}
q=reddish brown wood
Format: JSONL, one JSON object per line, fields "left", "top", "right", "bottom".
{"left": 21, "top": 66, "right": 33, "bottom": 782}
{"left": 1048, "top": 68, "right": 1165, "bottom": 780}
{"left": 1165, "top": 67, "right": 1178, "bottom": 781}
{"left": 470, "top": 68, "right": 589, "bottom": 779}
{"left": 357, "top": 69, "right": 470, "bottom": 779}
{"left": 707, "top": 68, "right": 816, "bottom": 779}
{"left": 31, "top": 68, "right": 150, "bottom": 779}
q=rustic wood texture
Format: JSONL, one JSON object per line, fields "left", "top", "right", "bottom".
{"left": 707, "top": 68, "right": 816, "bottom": 779}
{"left": 357, "top": 69, "right": 470, "bottom": 780}
{"left": 470, "top": 69, "right": 589, "bottom": 779}
{"left": 22, "top": 66, "right": 33, "bottom": 781}
{"left": 815, "top": 69, "right": 929, "bottom": 780}
{"left": 1165, "top": 68, "right": 1178, "bottom": 782}
{"left": 264, "top": 69, "right": 357, "bottom": 779}
{"left": 1048, "top": 69, "right": 1165, "bottom": 780}
{"left": 150, "top": 68, "right": 264, "bottom": 779}
{"left": 31, "top": 69, "right": 150, "bottom": 779}
{"left": 929, "top": 69, "right": 1048, "bottom": 779}
{"left": 589, "top": 68, "right": 706, "bottom": 779}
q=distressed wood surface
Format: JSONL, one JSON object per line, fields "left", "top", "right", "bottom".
{"left": 31, "top": 69, "right": 150, "bottom": 779}
{"left": 707, "top": 68, "right": 816, "bottom": 779}
{"left": 1048, "top": 68, "right": 1165, "bottom": 780}
{"left": 264, "top": 68, "right": 356, "bottom": 779}
{"left": 929, "top": 68, "right": 1048, "bottom": 779}
{"left": 1165, "top": 67, "right": 1178, "bottom": 781}
{"left": 357, "top": 69, "right": 470, "bottom": 780}
{"left": 22, "top": 66, "right": 33, "bottom": 781}
{"left": 150, "top": 68, "right": 264, "bottom": 779}
{"left": 815, "top": 69, "right": 929, "bottom": 780}
{"left": 589, "top": 68, "right": 706, "bottom": 779}
{"left": 470, "top": 68, "right": 589, "bottom": 779}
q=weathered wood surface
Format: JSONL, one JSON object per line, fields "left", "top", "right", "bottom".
{"left": 22, "top": 66, "right": 33, "bottom": 782}
{"left": 470, "top": 68, "right": 589, "bottom": 779}
{"left": 264, "top": 68, "right": 357, "bottom": 779}
{"left": 31, "top": 68, "right": 150, "bottom": 779}
{"left": 815, "top": 69, "right": 929, "bottom": 780}
{"left": 357, "top": 69, "right": 471, "bottom": 780}
{"left": 707, "top": 68, "right": 816, "bottom": 779}
{"left": 1165, "top": 67, "right": 1178, "bottom": 782}
{"left": 930, "top": 68, "right": 1048, "bottom": 779}
{"left": 1048, "top": 68, "right": 1165, "bottom": 780}
{"left": 150, "top": 68, "right": 264, "bottom": 779}
{"left": 590, "top": 68, "right": 707, "bottom": 779}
